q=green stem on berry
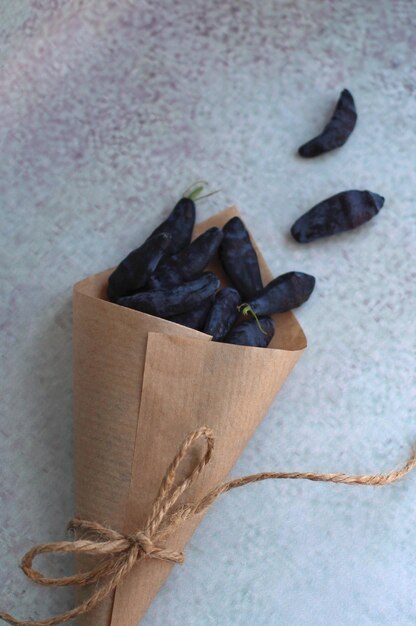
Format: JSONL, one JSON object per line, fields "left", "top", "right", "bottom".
{"left": 196, "top": 189, "right": 221, "bottom": 201}
{"left": 182, "top": 181, "right": 221, "bottom": 202}
{"left": 182, "top": 180, "right": 209, "bottom": 200}
{"left": 237, "top": 303, "right": 267, "bottom": 334}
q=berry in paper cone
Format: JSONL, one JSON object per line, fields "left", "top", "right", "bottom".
{"left": 73, "top": 206, "right": 307, "bottom": 625}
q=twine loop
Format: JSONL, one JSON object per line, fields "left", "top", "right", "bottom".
{"left": 1, "top": 426, "right": 415, "bottom": 626}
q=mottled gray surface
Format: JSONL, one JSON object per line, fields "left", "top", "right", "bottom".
{"left": 0, "top": 1, "right": 415, "bottom": 624}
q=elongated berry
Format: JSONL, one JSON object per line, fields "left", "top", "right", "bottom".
{"left": 204, "top": 287, "right": 241, "bottom": 341}
{"left": 107, "top": 232, "right": 171, "bottom": 302}
{"left": 117, "top": 272, "right": 220, "bottom": 318}
{"left": 291, "top": 190, "right": 384, "bottom": 243}
{"left": 298, "top": 89, "right": 357, "bottom": 158}
{"left": 241, "top": 272, "right": 315, "bottom": 317}
{"left": 148, "top": 197, "right": 196, "bottom": 254}
{"left": 149, "top": 227, "right": 223, "bottom": 289}
{"left": 219, "top": 217, "right": 263, "bottom": 300}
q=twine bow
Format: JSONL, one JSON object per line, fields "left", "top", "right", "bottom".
{"left": 1, "top": 426, "right": 416, "bottom": 626}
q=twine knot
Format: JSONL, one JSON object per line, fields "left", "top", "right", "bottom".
{"left": 127, "top": 531, "right": 154, "bottom": 553}
{"left": 1, "top": 426, "right": 415, "bottom": 626}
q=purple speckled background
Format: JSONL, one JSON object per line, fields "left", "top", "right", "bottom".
{"left": 1, "top": 1, "right": 415, "bottom": 625}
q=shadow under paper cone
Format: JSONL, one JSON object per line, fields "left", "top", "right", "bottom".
{"left": 73, "top": 207, "right": 306, "bottom": 626}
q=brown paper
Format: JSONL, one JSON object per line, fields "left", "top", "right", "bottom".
{"left": 73, "top": 206, "right": 307, "bottom": 626}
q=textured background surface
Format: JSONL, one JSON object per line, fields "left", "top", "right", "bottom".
{"left": 0, "top": 1, "right": 415, "bottom": 624}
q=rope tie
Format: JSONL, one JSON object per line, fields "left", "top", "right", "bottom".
{"left": 1, "top": 426, "right": 415, "bottom": 626}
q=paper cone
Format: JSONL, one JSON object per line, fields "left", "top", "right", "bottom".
{"left": 73, "top": 206, "right": 307, "bottom": 625}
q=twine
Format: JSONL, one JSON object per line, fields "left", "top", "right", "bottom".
{"left": 1, "top": 426, "right": 415, "bottom": 626}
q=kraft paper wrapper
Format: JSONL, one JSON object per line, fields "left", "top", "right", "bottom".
{"left": 73, "top": 206, "right": 307, "bottom": 626}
